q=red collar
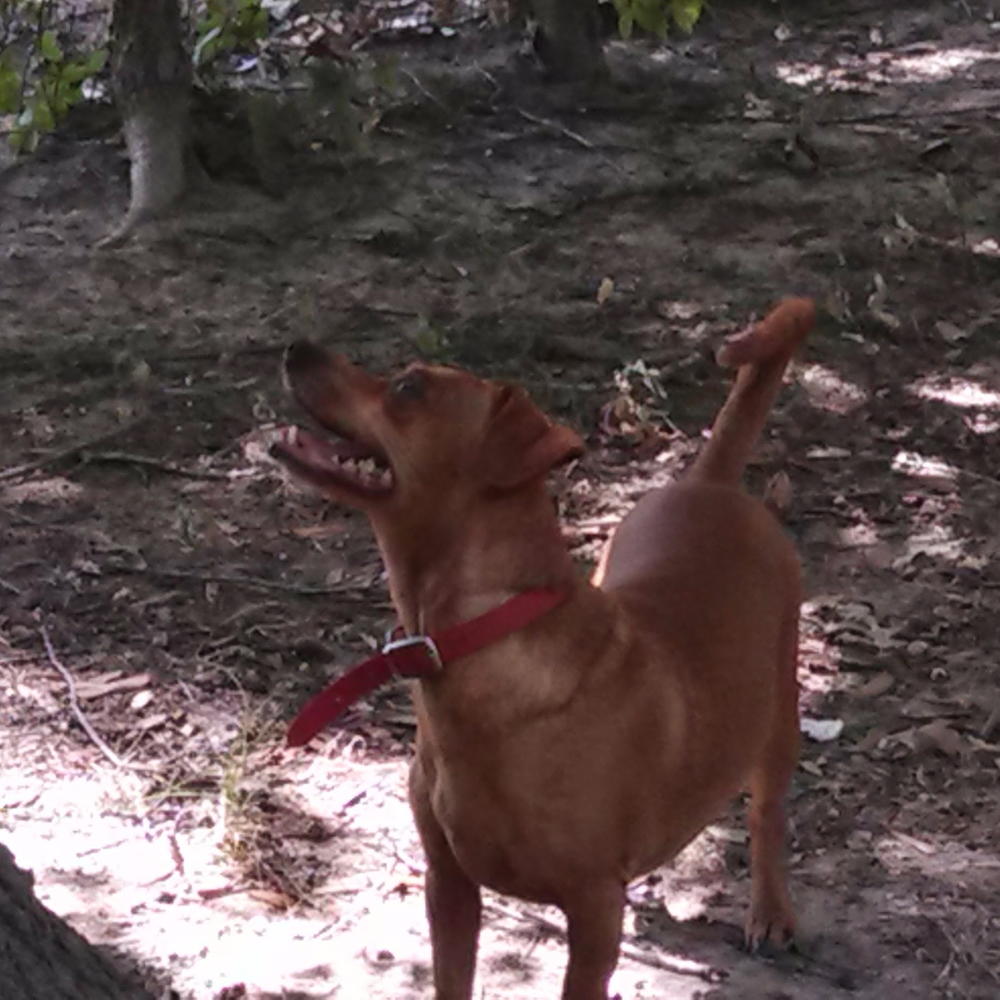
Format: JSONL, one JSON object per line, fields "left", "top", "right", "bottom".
{"left": 286, "top": 588, "right": 569, "bottom": 747}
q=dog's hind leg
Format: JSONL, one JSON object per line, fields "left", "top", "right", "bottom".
{"left": 744, "top": 607, "right": 800, "bottom": 951}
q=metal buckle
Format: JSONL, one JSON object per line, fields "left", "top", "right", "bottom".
{"left": 381, "top": 632, "right": 443, "bottom": 675}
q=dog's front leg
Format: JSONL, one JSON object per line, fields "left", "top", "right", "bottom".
{"left": 409, "top": 760, "right": 481, "bottom": 1000}
{"left": 560, "top": 882, "right": 626, "bottom": 1000}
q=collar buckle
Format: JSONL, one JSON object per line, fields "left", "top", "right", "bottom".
{"left": 381, "top": 632, "right": 443, "bottom": 676}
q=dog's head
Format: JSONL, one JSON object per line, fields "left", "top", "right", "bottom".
{"left": 270, "top": 342, "right": 583, "bottom": 512}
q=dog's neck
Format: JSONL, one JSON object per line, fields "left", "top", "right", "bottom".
{"left": 370, "top": 483, "right": 577, "bottom": 635}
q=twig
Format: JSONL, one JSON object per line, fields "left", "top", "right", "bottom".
{"left": 0, "top": 420, "right": 143, "bottom": 483}
{"left": 483, "top": 899, "right": 724, "bottom": 983}
{"left": 111, "top": 564, "right": 387, "bottom": 600}
{"left": 80, "top": 451, "right": 251, "bottom": 481}
{"left": 515, "top": 107, "right": 595, "bottom": 150}
{"left": 39, "top": 624, "right": 151, "bottom": 772}
{"left": 400, "top": 69, "right": 451, "bottom": 114}
{"left": 0, "top": 577, "right": 23, "bottom": 595}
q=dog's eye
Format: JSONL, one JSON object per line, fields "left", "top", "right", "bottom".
{"left": 390, "top": 372, "right": 425, "bottom": 401}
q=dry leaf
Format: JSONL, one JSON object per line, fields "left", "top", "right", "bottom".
{"left": 764, "top": 471, "right": 793, "bottom": 511}
{"left": 912, "top": 719, "right": 966, "bottom": 757}
{"left": 805, "top": 446, "right": 851, "bottom": 460}
{"left": 856, "top": 672, "right": 894, "bottom": 698}
{"left": 801, "top": 717, "right": 844, "bottom": 742}
{"left": 131, "top": 689, "right": 154, "bottom": 711}
{"left": 292, "top": 521, "right": 346, "bottom": 539}
{"left": 867, "top": 272, "right": 900, "bottom": 329}
{"left": 596, "top": 276, "right": 615, "bottom": 305}
{"left": 248, "top": 889, "right": 293, "bottom": 911}
{"left": 935, "top": 320, "right": 968, "bottom": 344}
{"left": 77, "top": 672, "right": 151, "bottom": 701}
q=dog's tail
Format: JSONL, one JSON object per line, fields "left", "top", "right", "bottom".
{"left": 689, "top": 298, "right": 815, "bottom": 486}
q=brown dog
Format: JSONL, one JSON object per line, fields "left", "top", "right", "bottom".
{"left": 272, "top": 298, "right": 815, "bottom": 1000}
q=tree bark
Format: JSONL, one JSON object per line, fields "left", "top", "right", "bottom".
{"left": 102, "top": 0, "right": 191, "bottom": 245}
{"left": 0, "top": 842, "right": 155, "bottom": 999}
{"left": 531, "top": 0, "right": 606, "bottom": 82}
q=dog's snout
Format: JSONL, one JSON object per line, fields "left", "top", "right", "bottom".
{"left": 284, "top": 340, "right": 333, "bottom": 377}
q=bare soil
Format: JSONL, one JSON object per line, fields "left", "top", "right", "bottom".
{"left": 3, "top": 2, "right": 1000, "bottom": 998}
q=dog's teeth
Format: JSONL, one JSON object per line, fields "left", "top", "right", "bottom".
{"left": 287, "top": 426, "right": 299, "bottom": 447}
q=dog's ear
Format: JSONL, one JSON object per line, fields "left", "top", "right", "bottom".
{"left": 480, "top": 386, "right": 584, "bottom": 490}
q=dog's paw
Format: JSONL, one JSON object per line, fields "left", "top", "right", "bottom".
{"left": 744, "top": 906, "right": 796, "bottom": 955}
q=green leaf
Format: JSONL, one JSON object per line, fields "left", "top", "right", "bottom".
{"left": 40, "top": 30, "right": 62, "bottom": 63}
{"left": 0, "top": 62, "right": 20, "bottom": 114}
{"left": 30, "top": 96, "right": 55, "bottom": 131}
{"left": 634, "top": 0, "right": 668, "bottom": 37}
{"left": 618, "top": 9, "right": 634, "bottom": 39}
{"left": 84, "top": 48, "right": 108, "bottom": 75}
{"left": 61, "top": 59, "right": 93, "bottom": 84}
{"left": 670, "top": 0, "right": 702, "bottom": 33}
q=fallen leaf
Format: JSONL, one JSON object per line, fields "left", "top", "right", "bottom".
{"left": 292, "top": 521, "right": 346, "bottom": 539}
{"left": 76, "top": 673, "right": 151, "bottom": 701}
{"left": 856, "top": 672, "right": 894, "bottom": 697}
{"left": 935, "top": 320, "right": 969, "bottom": 344}
{"left": 596, "top": 276, "right": 615, "bottom": 305}
{"left": 801, "top": 717, "right": 844, "bottom": 742}
{"left": 867, "top": 272, "right": 900, "bottom": 329}
{"left": 912, "top": 719, "right": 967, "bottom": 757}
{"left": 805, "top": 446, "right": 851, "bottom": 460}
{"left": 249, "top": 889, "right": 293, "bottom": 910}
{"left": 131, "top": 689, "right": 154, "bottom": 711}
{"left": 764, "top": 470, "right": 793, "bottom": 511}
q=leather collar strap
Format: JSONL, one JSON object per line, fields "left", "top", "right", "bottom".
{"left": 286, "top": 588, "right": 569, "bottom": 747}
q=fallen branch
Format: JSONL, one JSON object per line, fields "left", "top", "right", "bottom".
{"left": 80, "top": 451, "right": 251, "bottom": 481}
{"left": 483, "top": 899, "right": 725, "bottom": 983}
{"left": 39, "top": 624, "right": 151, "bottom": 772}
{"left": 0, "top": 420, "right": 144, "bottom": 483}
{"left": 516, "top": 107, "right": 595, "bottom": 151}
{"left": 111, "top": 564, "right": 388, "bottom": 601}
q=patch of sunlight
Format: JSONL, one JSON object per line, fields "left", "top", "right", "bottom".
{"left": 891, "top": 523, "right": 983, "bottom": 572}
{"left": 876, "top": 831, "right": 1000, "bottom": 879}
{"left": 796, "top": 363, "right": 868, "bottom": 414}
{"left": 972, "top": 236, "right": 1000, "bottom": 258}
{"left": 798, "top": 610, "right": 841, "bottom": 698}
{"left": 2, "top": 475, "right": 84, "bottom": 505}
{"left": 838, "top": 521, "right": 880, "bottom": 548}
{"left": 776, "top": 45, "right": 1000, "bottom": 92}
{"left": 891, "top": 449, "right": 959, "bottom": 484}
{"left": 967, "top": 413, "right": 1000, "bottom": 434}
{"left": 911, "top": 375, "right": 1000, "bottom": 410}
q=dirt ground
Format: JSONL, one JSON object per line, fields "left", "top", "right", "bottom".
{"left": 3, "top": 1, "right": 1000, "bottom": 997}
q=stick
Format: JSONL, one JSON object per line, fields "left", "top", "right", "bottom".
{"left": 80, "top": 451, "right": 249, "bottom": 481}
{"left": 515, "top": 107, "right": 595, "bottom": 151}
{"left": 39, "top": 624, "right": 147, "bottom": 771}
{"left": 111, "top": 564, "right": 389, "bottom": 601}
{"left": 0, "top": 420, "right": 143, "bottom": 482}
{"left": 483, "top": 899, "right": 724, "bottom": 983}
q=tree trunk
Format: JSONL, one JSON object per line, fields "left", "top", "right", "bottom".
{"left": 0, "top": 842, "right": 155, "bottom": 999}
{"left": 102, "top": 0, "right": 191, "bottom": 245}
{"left": 531, "top": 0, "right": 606, "bottom": 82}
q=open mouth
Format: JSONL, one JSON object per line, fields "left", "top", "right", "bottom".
{"left": 270, "top": 425, "right": 394, "bottom": 498}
